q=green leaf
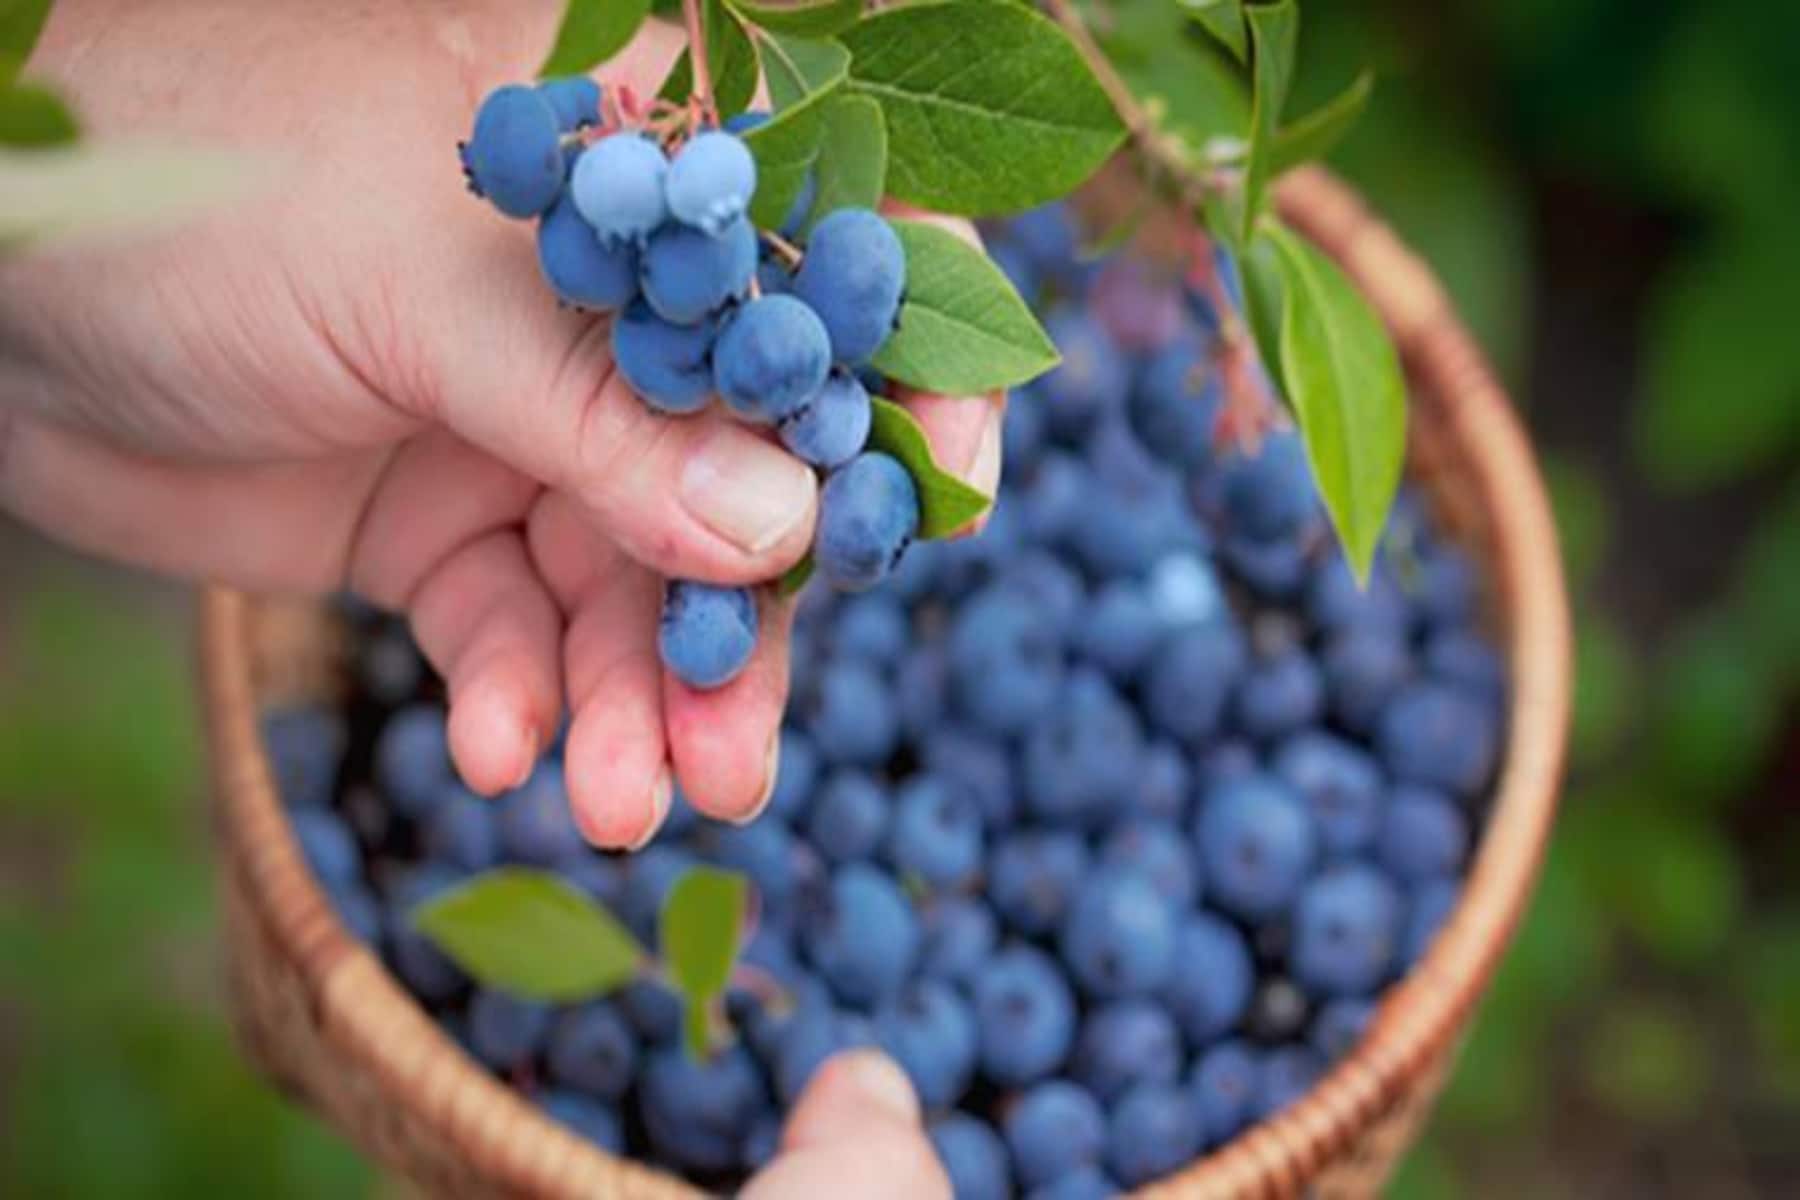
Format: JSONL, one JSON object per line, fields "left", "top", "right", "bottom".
{"left": 1178, "top": 0, "right": 1248, "bottom": 63}
{"left": 0, "top": 83, "right": 77, "bottom": 147}
{"left": 841, "top": 1, "right": 1123, "bottom": 216}
{"left": 0, "top": 143, "right": 259, "bottom": 249}
{"left": 803, "top": 91, "right": 885, "bottom": 229}
{"left": 1240, "top": 0, "right": 1297, "bottom": 242}
{"left": 870, "top": 218, "right": 1059, "bottom": 394}
{"left": 0, "top": 1, "right": 53, "bottom": 84}
{"left": 1261, "top": 219, "right": 1406, "bottom": 579}
{"left": 726, "top": 0, "right": 862, "bottom": 38}
{"left": 413, "top": 869, "right": 645, "bottom": 1002}
{"left": 660, "top": 867, "right": 748, "bottom": 1060}
{"left": 1268, "top": 70, "right": 1371, "bottom": 173}
{"left": 1236, "top": 234, "right": 1287, "bottom": 394}
{"left": 760, "top": 32, "right": 850, "bottom": 110}
{"left": 740, "top": 35, "right": 849, "bottom": 227}
{"left": 538, "top": 0, "right": 650, "bottom": 76}
{"left": 659, "top": 0, "right": 759, "bottom": 118}
{"left": 866, "top": 396, "right": 992, "bottom": 538}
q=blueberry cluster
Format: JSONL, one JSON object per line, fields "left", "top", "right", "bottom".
{"left": 460, "top": 86, "right": 917, "bottom": 693}
{"left": 263, "top": 204, "right": 1505, "bottom": 1197}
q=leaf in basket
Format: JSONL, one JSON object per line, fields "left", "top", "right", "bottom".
{"left": 413, "top": 868, "right": 647, "bottom": 1002}
{"left": 659, "top": 867, "right": 749, "bottom": 1060}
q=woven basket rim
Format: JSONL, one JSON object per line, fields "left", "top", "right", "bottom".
{"left": 199, "top": 166, "right": 1572, "bottom": 1199}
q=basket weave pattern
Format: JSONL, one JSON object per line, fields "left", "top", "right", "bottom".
{"left": 201, "top": 168, "right": 1572, "bottom": 1199}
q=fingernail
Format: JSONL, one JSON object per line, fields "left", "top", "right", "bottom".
{"left": 680, "top": 426, "right": 816, "bottom": 555}
{"left": 839, "top": 1050, "right": 920, "bottom": 1123}
{"left": 962, "top": 410, "right": 1002, "bottom": 496}
{"left": 732, "top": 734, "right": 781, "bottom": 826}
{"left": 627, "top": 766, "right": 674, "bottom": 851}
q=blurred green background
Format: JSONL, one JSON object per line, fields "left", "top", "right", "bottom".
{"left": 3, "top": 0, "right": 1799, "bottom": 1195}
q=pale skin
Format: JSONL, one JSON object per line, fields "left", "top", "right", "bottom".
{"left": 0, "top": 0, "right": 995, "bottom": 1190}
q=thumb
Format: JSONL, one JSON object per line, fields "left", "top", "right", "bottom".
{"left": 741, "top": 1051, "right": 951, "bottom": 1200}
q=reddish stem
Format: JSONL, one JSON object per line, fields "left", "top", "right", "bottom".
{"left": 682, "top": 0, "right": 717, "bottom": 126}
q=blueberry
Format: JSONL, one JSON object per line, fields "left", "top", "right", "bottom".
{"left": 999, "top": 550, "right": 1088, "bottom": 637}
{"left": 1023, "top": 670, "right": 1144, "bottom": 828}
{"left": 989, "top": 239, "right": 1040, "bottom": 304}
{"left": 1076, "top": 581, "right": 1159, "bottom": 682}
{"left": 640, "top": 215, "right": 757, "bottom": 324}
{"left": 543, "top": 1001, "right": 636, "bottom": 1099}
{"left": 536, "top": 76, "right": 602, "bottom": 132}
{"left": 805, "top": 659, "right": 899, "bottom": 765}
{"left": 1254, "top": 1045, "right": 1323, "bottom": 1120}
{"left": 612, "top": 300, "right": 716, "bottom": 414}
{"left": 571, "top": 133, "right": 669, "bottom": 245}
{"left": 1311, "top": 997, "right": 1374, "bottom": 1061}
{"left": 1424, "top": 626, "right": 1506, "bottom": 706}
{"left": 1028, "top": 1166, "right": 1121, "bottom": 1200}
{"left": 708, "top": 819, "right": 802, "bottom": 910}
{"left": 1061, "top": 869, "right": 1177, "bottom": 998}
{"left": 1235, "top": 649, "right": 1326, "bottom": 742}
{"left": 618, "top": 845, "right": 698, "bottom": 942}
{"left": 374, "top": 703, "right": 454, "bottom": 819}
{"left": 1128, "top": 742, "right": 1193, "bottom": 825}
{"left": 385, "top": 865, "right": 467, "bottom": 1002}
{"left": 1099, "top": 822, "right": 1198, "bottom": 909}
{"left": 990, "top": 831, "right": 1090, "bottom": 937}
{"left": 949, "top": 583, "right": 1065, "bottom": 737}
{"left": 919, "top": 896, "right": 998, "bottom": 985}
{"left": 874, "top": 979, "right": 978, "bottom": 1107}
{"left": 1272, "top": 732, "right": 1385, "bottom": 857}
{"left": 1403, "top": 878, "right": 1459, "bottom": 965}
{"left": 1291, "top": 864, "right": 1403, "bottom": 998}
{"left": 539, "top": 1090, "right": 624, "bottom": 1154}
{"left": 1129, "top": 333, "right": 1220, "bottom": 471}
{"left": 1219, "top": 430, "right": 1318, "bottom": 541}
{"left": 291, "top": 807, "right": 359, "bottom": 887}
{"left": 1039, "top": 309, "right": 1129, "bottom": 438}
{"left": 1009, "top": 201, "right": 1079, "bottom": 268}
{"left": 1146, "top": 551, "right": 1226, "bottom": 630}
{"left": 1378, "top": 786, "right": 1469, "bottom": 882}
{"left": 741, "top": 1115, "right": 783, "bottom": 1170}
{"left": 886, "top": 536, "right": 944, "bottom": 604}
{"left": 1219, "top": 532, "right": 1311, "bottom": 601}
{"left": 792, "top": 208, "right": 906, "bottom": 364}
{"left": 640, "top": 1044, "right": 766, "bottom": 1172}
{"left": 805, "top": 770, "right": 890, "bottom": 863}
{"left": 618, "top": 978, "right": 684, "bottom": 1044}
{"left": 930, "top": 1114, "right": 1012, "bottom": 1200}
{"left": 328, "top": 879, "right": 382, "bottom": 945}
{"left": 537, "top": 191, "right": 638, "bottom": 310}
{"left": 1092, "top": 256, "right": 1185, "bottom": 351}
{"left": 659, "top": 580, "right": 757, "bottom": 691}
{"left": 1006, "top": 1079, "right": 1107, "bottom": 1187}
{"left": 888, "top": 774, "right": 983, "bottom": 889}
{"left": 802, "top": 864, "right": 919, "bottom": 1004}
{"left": 779, "top": 368, "right": 872, "bottom": 467}
{"left": 816, "top": 452, "right": 921, "bottom": 592}
{"left": 467, "top": 988, "right": 551, "bottom": 1071}
{"left": 496, "top": 763, "right": 585, "bottom": 866}
{"left": 1195, "top": 773, "right": 1318, "bottom": 920}
{"left": 460, "top": 85, "right": 564, "bottom": 218}
{"left": 1189, "top": 1040, "right": 1259, "bottom": 1145}
{"left": 1144, "top": 621, "right": 1248, "bottom": 747}
{"left": 1377, "top": 681, "right": 1500, "bottom": 797}
{"left": 1413, "top": 543, "right": 1479, "bottom": 629}
{"left": 1199, "top": 739, "right": 1260, "bottom": 790}
{"left": 713, "top": 294, "right": 832, "bottom": 424}
{"left": 1072, "top": 1002, "right": 1181, "bottom": 1102}
{"left": 1107, "top": 1083, "right": 1201, "bottom": 1186}
{"left": 1161, "top": 912, "right": 1254, "bottom": 1043}
{"left": 665, "top": 130, "right": 757, "bottom": 235}
{"left": 1321, "top": 626, "right": 1413, "bottom": 736}
{"left": 973, "top": 946, "right": 1077, "bottom": 1090}
{"left": 831, "top": 596, "right": 909, "bottom": 670}
{"left": 774, "top": 1004, "right": 874, "bottom": 1103}
{"left": 558, "top": 853, "right": 625, "bottom": 908}
{"left": 1307, "top": 555, "right": 1409, "bottom": 636}
{"left": 922, "top": 730, "right": 1017, "bottom": 832}
{"left": 1018, "top": 451, "right": 1087, "bottom": 545}
{"left": 421, "top": 789, "right": 499, "bottom": 873}
{"left": 767, "top": 728, "right": 820, "bottom": 823}
{"left": 1003, "top": 394, "right": 1047, "bottom": 474}
{"left": 261, "top": 706, "right": 345, "bottom": 810}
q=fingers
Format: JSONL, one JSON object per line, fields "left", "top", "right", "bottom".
{"left": 742, "top": 1051, "right": 950, "bottom": 1200}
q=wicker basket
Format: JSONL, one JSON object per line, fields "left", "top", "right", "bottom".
{"left": 200, "top": 167, "right": 1572, "bottom": 1199}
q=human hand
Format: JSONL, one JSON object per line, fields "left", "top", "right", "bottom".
{"left": 0, "top": 0, "right": 1002, "bottom": 846}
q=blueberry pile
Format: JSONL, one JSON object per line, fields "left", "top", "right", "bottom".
{"left": 459, "top": 83, "right": 918, "bottom": 692}
{"left": 263, "top": 203, "right": 1505, "bottom": 1197}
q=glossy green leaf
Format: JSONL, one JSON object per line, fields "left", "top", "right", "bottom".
{"left": 1241, "top": 0, "right": 1297, "bottom": 242}
{"left": 841, "top": 1, "right": 1123, "bottom": 216}
{"left": 870, "top": 218, "right": 1059, "bottom": 395}
{"left": 804, "top": 91, "right": 885, "bottom": 229}
{"left": 413, "top": 869, "right": 645, "bottom": 1002}
{"left": 760, "top": 33, "right": 850, "bottom": 111}
{"left": 742, "top": 102, "right": 826, "bottom": 229}
{"left": 866, "top": 397, "right": 992, "bottom": 538}
{"left": 1262, "top": 219, "right": 1406, "bottom": 579}
{"left": 659, "top": 0, "right": 759, "bottom": 118}
{"left": 1236, "top": 233, "right": 1288, "bottom": 394}
{"left": 1269, "top": 70, "right": 1371, "bottom": 173}
{"left": 0, "top": 1, "right": 53, "bottom": 85}
{"left": 726, "top": 0, "right": 861, "bottom": 38}
{"left": 0, "top": 83, "right": 76, "bottom": 147}
{"left": 1178, "top": 0, "right": 1248, "bottom": 62}
{"left": 660, "top": 868, "right": 748, "bottom": 1058}
{"left": 0, "top": 143, "right": 260, "bottom": 248}
{"left": 538, "top": 0, "right": 650, "bottom": 76}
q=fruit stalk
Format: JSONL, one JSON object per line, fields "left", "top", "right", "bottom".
{"left": 682, "top": 0, "right": 716, "bottom": 125}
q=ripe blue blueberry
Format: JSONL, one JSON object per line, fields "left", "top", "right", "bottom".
{"left": 930, "top": 1114, "right": 1012, "bottom": 1200}
{"left": 492, "top": 762, "right": 584, "bottom": 866}
{"left": 1424, "top": 626, "right": 1507, "bottom": 707}
{"left": 329, "top": 880, "right": 382, "bottom": 945}
{"left": 1039, "top": 309, "right": 1130, "bottom": 438}
{"left": 1195, "top": 773, "right": 1319, "bottom": 920}
{"left": 741, "top": 1115, "right": 782, "bottom": 1170}
{"left": 1129, "top": 333, "right": 1220, "bottom": 471}
{"left": 1076, "top": 581, "right": 1160, "bottom": 682}
{"left": 1000, "top": 550, "right": 1088, "bottom": 637}
{"left": 385, "top": 864, "right": 466, "bottom": 1002}
{"left": 658, "top": 580, "right": 757, "bottom": 691}
{"left": 291, "top": 807, "right": 359, "bottom": 887}
{"left": 571, "top": 133, "right": 669, "bottom": 245}
{"left": 421, "top": 788, "right": 500, "bottom": 873}
{"left": 539, "top": 1090, "right": 624, "bottom": 1154}
{"left": 1147, "top": 551, "right": 1226, "bottom": 630}
{"left": 1144, "top": 621, "right": 1248, "bottom": 747}
{"left": 774, "top": 1004, "right": 873, "bottom": 1102}
{"left": 1161, "top": 911, "right": 1255, "bottom": 1043}
{"left": 1378, "top": 786, "right": 1470, "bottom": 882}
{"left": 618, "top": 978, "right": 683, "bottom": 1044}
{"left": 778, "top": 368, "right": 872, "bottom": 468}
{"left": 536, "top": 76, "right": 602, "bottom": 131}
{"left": 1072, "top": 1001, "right": 1181, "bottom": 1102}
{"left": 1220, "top": 532, "right": 1311, "bottom": 601}
{"left": 467, "top": 987, "right": 552, "bottom": 1070}
{"left": 974, "top": 944, "right": 1077, "bottom": 1087}
{"left": 874, "top": 978, "right": 978, "bottom": 1107}
{"left": 1107, "top": 1083, "right": 1201, "bottom": 1186}
{"left": 1235, "top": 648, "right": 1326, "bottom": 742}
{"left": 707, "top": 819, "right": 802, "bottom": 911}
{"left": 713, "top": 294, "right": 832, "bottom": 424}
{"left": 831, "top": 593, "right": 910, "bottom": 667}
{"left": 804, "top": 659, "right": 899, "bottom": 765}
{"left": 665, "top": 130, "right": 757, "bottom": 236}
{"left": 1404, "top": 878, "right": 1459, "bottom": 965}
{"left": 816, "top": 452, "right": 921, "bottom": 592}
{"left": 1307, "top": 555, "right": 1409, "bottom": 636}
{"left": 1023, "top": 669, "right": 1144, "bottom": 828}
{"left": 1010, "top": 201, "right": 1079, "bottom": 268}
{"left": 375, "top": 703, "right": 455, "bottom": 819}
{"left": 262, "top": 706, "right": 345, "bottom": 810}
{"left": 1377, "top": 681, "right": 1500, "bottom": 797}
{"left": 919, "top": 896, "right": 998, "bottom": 985}
{"left": 1414, "top": 543, "right": 1480, "bottom": 629}
{"left": 1028, "top": 1166, "right": 1121, "bottom": 1200}
{"left": 461, "top": 85, "right": 564, "bottom": 218}
{"left": 990, "top": 831, "right": 1091, "bottom": 938}
{"left": 618, "top": 845, "right": 698, "bottom": 943}
{"left": 805, "top": 770, "right": 890, "bottom": 864}
{"left": 801, "top": 864, "right": 919, "bottom": 1004}
{"left": 1291, "top": 864, "right": 1403, "bottom": 998}
{"left": 1060, "top": 869, "right": 1178, "bottom": 998}
{"left": 640, "top": 215, "right": 757, "bottom": 324}
{"left": 766, "top": 728, "right": 820, "bottom": 823}
{"left": 1272, "top": 732, "right": 1385, "bottom": 857}
{"left": 1311, "top": 997, "right": 1374, "bottom": 1061}
{"left": 792, "top": 208, "right": 906, "bottom": 364}
{"left": 545, "top": 1001, "right": 636, "bottom": 1099}
{"left": 1005, "top": 1080, "right": 1107, "bottom": 1187}
{"left": 1018, "top": 451, "right": 1087, "bottom": 545}
{"left": 888, "top": 774, "right": 983, "bottom": 889}
{"left": 640, "top": 1044, "right": 766, "bottom": 1172}
{"left": 612, "top": 300, "right": 715, "bottom": 414}
{"left": 1254, "top": 1046, "right": 1324, "bottom": 1120}
{"left": 948, "top": 583, "right": 1065, "bottom": 738}
{"left": 1099, "top": 821, "right": 1198, "bottom": 909}
{"left": 538, "top": 191, "right": 638, "bottom": 310}
{"left": 1321, "top": 626, "right": 1413, "bottom": 736}
{"left": 1129, "top": 741, "right": 1194, "bottom": 825}
{"left": 1189, "top": 1040, "right": 1259, "bottom": 1145}
{"left": 1219, "top": 430, "right": 1319, "bottom": 542}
